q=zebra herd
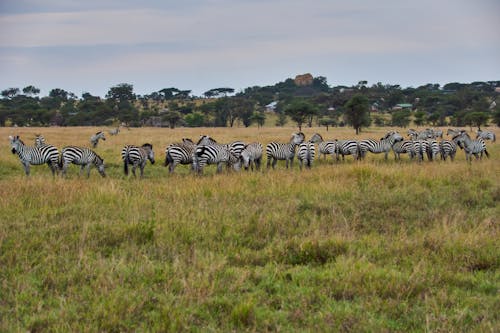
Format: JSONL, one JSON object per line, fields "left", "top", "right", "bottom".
{"left": 7, "top": 127, "right": 496, "bottom": 178}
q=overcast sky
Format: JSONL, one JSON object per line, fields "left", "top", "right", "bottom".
{"left": 1, "top": 0, "right": 499, "bottom": 97}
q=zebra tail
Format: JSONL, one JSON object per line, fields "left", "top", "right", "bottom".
{"left": 356, "top": 141, "right": 362, "bottom": 160}
{"left": 164, "top": 152, "right": 171, "bottom": 166}
{"left": 58, "top": 153, "right": 64, "bottom": 169}
{"left": 124, "top": 153, "right": 130, "bottom": 175}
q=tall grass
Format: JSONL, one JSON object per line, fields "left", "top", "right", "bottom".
{"left": 1, "top": 126, "right": 499, "bottom": 331}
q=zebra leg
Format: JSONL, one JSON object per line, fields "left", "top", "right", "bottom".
{"left": 169, "top": 161, "right": 177, "bottom": 173}
{"left": 86, "top": 164, "right": 91, "bottom": 178}
{"left": 272, "top": 158, "right": 277, "bottom": 169}
{"left": 217, "top": 162, "right": 223, "bottom": 173}
{"left": 79, "top": 165, "right": 85, "bottom": 177}
{"left": 22, "top": 162, "right": 30, "bottom": 176}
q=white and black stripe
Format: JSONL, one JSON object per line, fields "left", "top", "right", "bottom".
{"left": 476, "top": 130, "right": 496, "bottom": 142}
{"left": 426, "top": 139, "right": 440, "bottom": 161}
{"left": 60, "top": 146, "right": 105, "bottom": 178}
{"left": 240, "top": 142, "right": 263, "bottom": 171}
{"left": 34, "top": 134, "right": 46, "bottom": 147}
{"left": 9, "top": 135, "right": 59, "bottom": 176}
{"left": 164, "top": 138, "right": 196, "bottom": 173}
{"left": 193, "top": 144, "right": 238, "bottom": 174}
{"left": 335, "top": 139, "right": 361, "bottom": 161}
{"left": 90, "top": 131, "right": 106, "bottom": 148}
{"left": 310, "top": 133, "right": 336, "bottom": 161}
{"left": 122, "top": 144, "right": 155, "bottom": 177}
{"left": 453, "top": 132, "right": 489, "bottom": 162}
{"left": 392, "top": 140, "right": 415, "bottom": 160}
{"left": 439, "top": 140, "right": 457, "bottom": 161}
{"left": 359, "top": 131, "right": 404, "bottom": 160}
{"left": 108, "top": 127, "right": 120, "bottom": 136}
{"left": 297, "top": 141, "right": 315, "bottom": 169}
{"left": 266, "top": 132, "right": 305, "bottom": 169}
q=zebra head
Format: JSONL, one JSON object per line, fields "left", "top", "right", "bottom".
{"left": 291, "top": 132, "right": 305, "bottom": 145}
{"left": 384, "top": 131, "right": 404, "bottom": 144}
{"left": 142, "top": 143, "right": 155, "bottom": 164}
{"left": 452, "top": 132, "right": 466, "bottom": 149}
{"left": 9, "top": 135, "right": 22, "bottom": 154}
{"left": 95, "top": 155, "right": 106, "bottom": 177}
{"left": 182, "top": 138, "right": 194, "bottom": 144}
{"left": 309, "top": 133, "right": 323, "bottom": 143}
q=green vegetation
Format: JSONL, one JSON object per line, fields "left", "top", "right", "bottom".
{"left": 1, "top": 127, "right": 498, "bottom": 331}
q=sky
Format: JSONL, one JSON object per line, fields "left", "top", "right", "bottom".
{"left": 0, "top": 0, "right": 499, "bottom": 98}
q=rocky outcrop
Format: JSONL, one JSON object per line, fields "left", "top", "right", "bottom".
{"left": 294, "top": 73, "right": 313, "bottom": 86}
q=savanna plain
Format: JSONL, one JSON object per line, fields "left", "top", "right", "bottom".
{"left": 0, "top": 126, "right": 499, "bottom": 332}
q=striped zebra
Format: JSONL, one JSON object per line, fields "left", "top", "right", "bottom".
{"left": 193, "top": 144, "right": 239, "bottom": 174}
{"left": 240, "top": 142, "right": 263, "bottom": 171}
{"left": 297, "top": 141, "right": 315, "bottom": 170}
{"left": 197, "top": 135, "right": 245, "bottom": 169}
{"left": 408, "top": 129, "right": 431, "bottom": 140}
{"left": 60, "top": 146, "right": 106, "bottom": 178}
{"left": 121, "top": 144, "right": 155, "bottom": 177}
{"left": 453, "top": 132, "right": 489, "bottom": 162}
{"left": 426, "top": 139, "right": 440, "bottom": 161}
{"left": 359, "top": 131, "right": 404, "bottom": 160}
{"left": 476, "top": 130, "right": 496, "bottom": 142}
{"left": 108, "top": 127, "right": 120, "bottom": 136}
{"left": 164, "top": 138, "right": 196, "bottom": 173}
{"left": 34, "top": 134, "right": 46, "bottom": 147}
{"left": 447, "top": 128, "right": 462, "bottom": 137}
{"left": 439, "top": 140, "right": 457, "bottom": 161}
{"left": 266, "top": 132, "right": 305, "bottom": 169}
{"left": 335, "top": 139, "right": 361, "bottom": 161}
{"left": 9, "top": 135, "right": 59, "bottom": 176}
{"left": 90, "top": 131, "right": 106, "bottom": 148}
{"left": 392, "top": 140, "right": 416, "bottom": 161}
{"left": 411, "top": 140, "right": 428, "bottom": 162}
{"left": 310, "top": 133, "right": 336, "bottom": 161}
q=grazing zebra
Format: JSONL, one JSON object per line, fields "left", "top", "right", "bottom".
{"left": 60, "top": 146, "right": 106, "bottom": 178}
{"left": 335, "top": 139, "right": 361, "bottom": 161}
{"left": 392, "top": 140, "right": 416, "bottom": 160}
{"left": 34, "top": 134, "right": 46, "bottom": 147}
{"left": 90, "top": 131, "right": 106, "bottom": 148}
{"left": 197, "top": 135, "right": 246, "bottom": 161}
{"left": 439, "top": 140, "right": 457, "bottom": 161}
{"left": 164, "top": 138, "right": 196, "bottom": 173}
{"left": 297, "top": 141, "right": 315, "bottom": 170}
{"left": 266, "top": 132, "right": 305, "bottom": 169}
{"left": 408, "top": 128, "right": 431, "bottom": 140}
{"left": 193, "top": 144, "right": 239, "bottom": 174}
{"left": 9, "top": 135, "right": 59, "bottom": 176}
{"left": 108, "top": 127, "right": 120, "bottom": 136}
{"left": 476, "top": 130, "right": 496, "bottom": 142}
{"left": 240, "top": 142, "right": 263, "bottom": 171}
{"left": 359, "top": 131, "right": 404, "bottom": 160}
{"left": 453, "top": 132, "right": 489, "bottom": 162}
{"left": 411, "top": 140, "right": 428, "bottom": 162}
{"left": 310, "top": 133, "right": 337, "bottom": 161}
{"left": 121, "top": 144, "right": 155, "bottom": 177}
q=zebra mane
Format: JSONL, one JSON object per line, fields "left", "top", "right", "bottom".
{"left": 95, "top": 131, "right": 103, "bottom": 135}
{"left": 142, "top": 143, "right": 153, "bottom": 149}
{"left": 182, "top": 138, "right": 193, "bottom": 143}
{"left": 197, "top": 135, "right": 217, "bottom": 145}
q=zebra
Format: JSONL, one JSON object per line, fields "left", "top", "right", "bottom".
{"left": 108, "top": 127, "right": 120, "bottom": 136}
{"left": 297, "top": 141, "right": 315, "bottom": 170}
{"left": 392, "top": 140, "right": 416, "bottom": 161}
{"left": 453, "top": 132, "right": 489, "bottom": 162}
{"left": 266, "top": 132, "right": 305, "bottom": 169}
{"left": 60, "top": 146, "right": 106, "bottom": 178}
{"left": 193, "top": 144, "right": 239, "bottom": 174}
{"left": 164, "top": 138, "right": 196, "bottom": 173}
{"left": 90, "top": 131, "right": 106, "bottom": 148}
{"left": 476, "top": 130, "right": 496, "bottom": 142}
{"left": 197, "top": 135, "right": 245, "bottom": 169}
{"left": 335, "top": 139, "right": 361, "bottom": 161}
{"left": 309, "top": 133, "right": 336, "bottom": 161}
{"left": 447, "top": 128, "right": 462, "bottom": 137}
{"left": 240, "top": 142, "right": 263, "bottom": 171}
{"left": 411, "top": 140, "right": 429, "bottom": 162}
{"left": 426, "top": 139, "right": 440, "bottom": 161}
{"left": 34, "top": 134, "right": 46, "bottom": 147}
{"left": 121, "top": 143, "right": 155, "bottom": 177}
{"left": 9, "top": 135, "right": 59, "bottom": 176}
{"left": 439, "top": 140, "right": 457, "bottom": 161}
{"left": 408, "top": 129, "right": 431, "bottom": 140}
{"left": 359, "top": 131, "right": 404, "bottom": 160}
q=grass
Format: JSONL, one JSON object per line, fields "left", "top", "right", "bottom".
{"left": 1, "top": 126, "right": 499, "bottom": 332}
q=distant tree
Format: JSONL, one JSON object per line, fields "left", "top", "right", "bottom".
{"left": 203, "top": 88, "right": 235, "bottom": 98}
{"left": 284, "top": 99, "right": 318, "bottom": 131}
{"left": 492, "top": 108, "right": 500, "bottom": 127}
{"left": 372, "top": 115, "right": 385, "bottom": 127}
{"left": 1, "top": 88, "right": 20, "bottom": 99}
{"left": 413, "top": 110, "right": 427, "bottom": 127}
{"left": 319, "top": 117, "right": 337, "bottom": 131}
{"left": 106, "top": 83, "right": 136, "bottom": 102}
{"left": 391, "top": 109, "right": 411, "bottom": 127}
{"left": 344, "top": 94, "right": 371, "bottom": 134}
{"left": 275, "top": 111, "right": 287, "bottom": 127}
{"left": 184, "top": 112, "right": 205, "bottom": 127}
{"left": 49, "top": 88, "right": 69, "bottom": 100}
{"left": 22, "top": 85, "right": 40, "bottom": 97}
{"left": 162, "top": 110, "right": 182, "bottom": 129}
{"left": 464, "top": 112, "right": 490, "bottom": 130}
{"left": 250, "top": 111, "right": 266, "bottom": 128}
{"left": 158, "top": 87, "right": 180, "bottom": 100}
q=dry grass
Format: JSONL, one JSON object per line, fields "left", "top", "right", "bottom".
{"left": 1, "top": 125, "right": 499, "bottom": 331}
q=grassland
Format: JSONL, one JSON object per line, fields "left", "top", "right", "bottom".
{"left": 1, "top": 126, "right": 499, "bottom": 332}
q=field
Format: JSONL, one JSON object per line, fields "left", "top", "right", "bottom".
{"left": 1, "top": 126, "right": 499, "bottom": 332}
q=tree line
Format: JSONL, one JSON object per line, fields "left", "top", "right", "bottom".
{"left": 1, "top": 77, "right": 499, "bottom": 133}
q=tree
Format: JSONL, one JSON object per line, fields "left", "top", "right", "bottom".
{"left": 391, "top": 109, "right": 411, "bottom": 127}
{"left": 464, "top": 112, "right": 490, "bottom": 130}
{"left": 492, "top": 108, "right": 500, "bottom": 127}
{"left": 284, "top": 99, "right": 318, "bottom": 131}
{"left": 184, "top": 112, "right": 205, "bottom": 127}
{"left": 1, "top": 88, "right": 20, "bottom": 99}
{"left": 22, "top": 85, "right": 40, "bottom": 97}
{"left": 106, "top": 83, "right": 136, "bottom": 102}
{"left": 413, "top": 110, "right": 427, "bottom": 127}
{"left": 250, "top": 112, "right": 266, "bottom": 128}
{"left": 344, "top": 94, "right": 371, "bottom": 134}
{"left": 162, "top": 110, "right": 182, "bottom": 129}
{"left": 319, "top": 117, "right": 337, "bottom": 131}
{"left": 203, "top": 88, "right": 234, "bottom": 98}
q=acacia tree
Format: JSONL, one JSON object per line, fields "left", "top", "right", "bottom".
{"left": 284, "top": 99, "right": 317, "bottom": 131}
{"left": 344, "top": 94, "right": 371, "bottom": 134}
